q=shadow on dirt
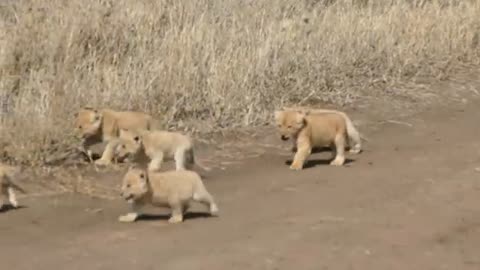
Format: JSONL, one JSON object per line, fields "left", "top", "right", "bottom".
{"left": 291, "top": 146, "right": 359, "bottom": 154}
{"left": 0, "top": 205, "right": 27, "bottom": 213}
{"left": 285, "top": 158, "right": 355, "bottom": 169}
{"left": 137, "top": 212, "right": 216, "bottom": 222}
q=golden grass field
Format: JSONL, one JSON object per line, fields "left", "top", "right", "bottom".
{"left": 0, "top": 0, "right": 479, "bottom": 164}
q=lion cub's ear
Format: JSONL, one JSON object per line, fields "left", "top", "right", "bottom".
{"left": 295, "top": 110, "right": 307, "bottom": 124}
{"left": 91, "top": 110, "right": 101, "bottom": 121}
{"left": 133, "top": 135, "right": 142, "bottom": 144}
{"left": 295, "top": 107, "right": 309, "bottom": 114}
{"left": 274, "top": 110, "right": 284, "bottom": 121}
{"left": 138, "top": 170, "right": 149, "bottom": 185}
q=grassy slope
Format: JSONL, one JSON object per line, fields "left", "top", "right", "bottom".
{"left": 0, "top": 0, "right": 479, "bottom": 163}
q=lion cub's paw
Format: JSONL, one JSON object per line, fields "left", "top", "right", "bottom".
{"left": 349, "top": 148, "right": 361, "bottom": 154}
{"left": 94, "top": 159, "right": 111, "bottom": 166}
{"left": 168, "top": 215, "right": 184, "bottom": 224}
{"left": 10, "top": 200, "right": 18, "bottom": 208}
{"left": 289, "top": 163, "right": 303, "bottom": 170}
{"left": 330, "top": 158, "right": 345, "bottom": 166}
{"left": 118, "top": 213, "right": 138, "bottom": 223}
{"left": 210, "top": 204, "right": 220, "bottom": 216}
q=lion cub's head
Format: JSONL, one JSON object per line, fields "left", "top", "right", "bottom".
{"left": 74, "top": 108, "right": 103, "bottom": 139}
{"left": 115, "top": 129, "right": 144, "bottom": 161}
{"left": 274, "top": 109, "right": 308, "bottom": 140}
{"left": 0, "top": 164, "right": 24, "bottom": 196}
{"left": 120, "top": 166, "right": 150, "bottom": 203}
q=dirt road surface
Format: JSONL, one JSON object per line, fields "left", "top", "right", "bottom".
{"left": 2, "top": 98, "right": 480, "bottom": 270}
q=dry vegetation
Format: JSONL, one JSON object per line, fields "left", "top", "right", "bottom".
{"left": 0, "top": 0, "right": 479, "bottom": 164}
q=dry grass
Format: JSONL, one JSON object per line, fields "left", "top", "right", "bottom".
{"left": 0, "top": 0, "right": 479, "bottom": 164}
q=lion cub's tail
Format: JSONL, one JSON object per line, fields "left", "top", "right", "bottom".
{"left": 342, "top": 115, "right": 363, "bottom": 154}
{"left": 186, "top": 148, "right": 212, "bottom": 172}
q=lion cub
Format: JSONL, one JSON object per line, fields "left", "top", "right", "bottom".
{"left": 0, "top": 164, "right": 26, "bottom": 210}
{"left": 274, "top": 109, "right": 348, "bottom": 170}
{"left": 115, "top": 128, "right": 210, "bottom": 172}
{"left": 119, "top": 166, "right": 219, "bottom": 224}
{"left": 282, "top": 107, "right": 362, "bottom": 154}
{"left": 74, "top": 107, "right": 154, "bottom": 165}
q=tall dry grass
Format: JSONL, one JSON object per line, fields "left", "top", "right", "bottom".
{"left": 0, "top": 0, "right": 479, "bottom": 164}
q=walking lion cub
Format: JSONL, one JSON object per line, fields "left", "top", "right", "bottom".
{"left": 282, "top": 107, "right": 362, "bottom": 154}
{"left": 114, "top": 128, "right": 210, "bottom": 172}
{"left": 274, "top": 109, "right": 348, "bottom": 170}
{"left": 119, "top": 166, "right": 219, "bottom": 224}
{"left": 0, "top": 164, "right": 26, "bottom": 210}
{"left": 74, "top": 107, "right": 154, "bottom": 165}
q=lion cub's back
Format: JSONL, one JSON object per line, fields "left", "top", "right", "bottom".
{"left": 106, "top": 110, "right": 152, "bottom": 130}
{"left": 143, "top": 131, "right": 192, "bottom": 153}
{"left": 305, "top": 113, "right": 347, "bottom": 143}
{"left": 149, "top": 170, "right": 200, "bottom": 199}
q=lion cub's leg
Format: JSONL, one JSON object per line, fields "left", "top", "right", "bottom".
{"left": 174, "top": 148, "right": 188, "bottom": 171}
{"left": 349, "top": 140, "right": 362, "bottom": 154}
{"left": 291, "top": 139, "right": 298, "bottom": 152}
{"left": 118, "top": 212, "right": 139, "bottom": 223}
{"left": 168, "top": 201, "right": 184, "bottom": 224}
{"left": 290, "top": 138, "right": 312, "bottom": 170}
{"left": 0, "top": 185, "right": 8, "bottom": 209}
{"left": 346, "top": 125, "right": 362, "bottom": 154}
{"left": 8, "top": 187, "right": 18, "bottom": 208}
{"left": 118, "top": 202, "right": 142, "bottom": 223}
{"left": 86, "top": 150, "right": 95, "bottom": 163}
{"left": 148, "top": 152, "right": 164, "bottom": 172}
{"left": 95, "top": 139, "right": 120, "bottom": 166}
{"left": 0, "top": 191, "right": 7, "bottom": 209}
{"left": 193, "top": 185, "right": 219, "bottom": 216}
{"left": 79, "top": 139, "right": 95, "bottom": 163}
{"left": 330, "top": 134, "right": 346, "bottom": 166}
{"left": 182, "top": 203, "right": 191, "bottom": 214}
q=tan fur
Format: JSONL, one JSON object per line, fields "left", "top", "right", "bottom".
{"left": 119, "top": 166, "right": 219, "bottom": 223}
{"left": 74, "top": 108, "right": 154, "bottom": 165}
{"left": 115, "top": 128, "right": 210, "bottom": 172}
{"left": 274, "top": 110, "right": 348, "bottom": 170}
{"left": 283, "top": 106, "right": 362, "bottom": 154}
{"left": 0, "top": 164, "right": 26, "bottom": 210}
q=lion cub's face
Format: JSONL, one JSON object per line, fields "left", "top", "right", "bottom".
{"left": 115, "top": 129, "right": 143, "bottom": 160}
{"left": 274, "top": 110, "right": 307, "bottom": 140}
{"left": 121, "top": 167, "right": 149, "bottom": 203}
{"left": 0, "top": 164, "right": 21, "bottom": 198}
{"left": 74, "top": 108, "right": 102, "bottom": 139}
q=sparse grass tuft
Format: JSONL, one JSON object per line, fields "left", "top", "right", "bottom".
{"left": 1, "top": 0, "right": 479, "bottom": 164}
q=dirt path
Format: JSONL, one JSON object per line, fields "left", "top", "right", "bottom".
{"left": 2, "top": 98, "right": 480, "bottom": 270}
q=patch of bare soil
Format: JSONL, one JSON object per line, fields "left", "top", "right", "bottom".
{"left": 2, "top": 73, "right": 480, "bottom": 270}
